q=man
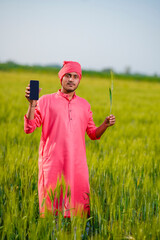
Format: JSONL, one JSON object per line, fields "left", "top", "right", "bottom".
{"left": 24, "top": 61, "right": 115, "bottom": 218}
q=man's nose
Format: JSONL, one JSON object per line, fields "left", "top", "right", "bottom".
{"left": 69, "top": 75, "right": 74, "bottom": 81}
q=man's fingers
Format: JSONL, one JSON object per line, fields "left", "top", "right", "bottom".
{"left": 25, "top": 90, "right": 30, "bottom": 94}
{"left": 109, "top": 115, "right": 115, "bottom": 120}
{"left": 25, "top": 85, "right": 30, "bottom": 98}
{"left": 25, "top": 94, "right": 29, "bottom": 98}
{"left": 110, "top": 118, "right": 115, "bottom": 122}
{"left": 110, "top": 119, "right": 115, "bottom": 123}
{"left": 108, "top": 115, "right": 116, "bottom": 126}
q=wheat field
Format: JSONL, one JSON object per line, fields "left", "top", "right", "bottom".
{"left": 0, "top": 70, "right": 160, "bottom": 239}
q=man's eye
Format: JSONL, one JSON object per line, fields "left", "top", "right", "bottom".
{"left": 66, "top": 74, "right": 70, "bottom": 78}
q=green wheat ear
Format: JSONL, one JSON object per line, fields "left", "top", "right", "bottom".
{"left": 109, "top": 87, "right": 112, "bottom": 115}
{"left": 109, "top": 71, "right": 114, "bottom": 115}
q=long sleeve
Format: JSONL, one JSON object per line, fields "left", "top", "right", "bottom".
{"left": 24, "top": 104, "right": 42, "bottom": 134}
{"left": 86, "top": 105, "right": 101, "bottom": 140}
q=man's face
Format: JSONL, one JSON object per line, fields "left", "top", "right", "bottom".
{"left": 61, "top": 72, "right": 80, "bottom": 93}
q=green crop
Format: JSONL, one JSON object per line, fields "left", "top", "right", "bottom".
{"left": 109, "top": 71, "right": 114, "bottom": 115}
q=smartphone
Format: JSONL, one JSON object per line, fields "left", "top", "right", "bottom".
{"left": 29, "top": 80, "right": 39, "bottom": 100}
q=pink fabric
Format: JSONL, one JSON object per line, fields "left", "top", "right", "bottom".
{"left": 24, "top": 90, "right": 100, "bottom": 217}
{"left": 58, "top": 61, "right": 82, "bottom": 82}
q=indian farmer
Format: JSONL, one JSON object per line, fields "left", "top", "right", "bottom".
{"left": 24, "top": 61, "right": 116, "bottom": 218}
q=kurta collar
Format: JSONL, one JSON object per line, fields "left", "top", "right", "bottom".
{"left": 57, "top": 89, "right": 76, "bottom": 101}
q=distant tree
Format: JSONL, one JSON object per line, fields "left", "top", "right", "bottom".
{"left": 6, "top": 60, "right": 18, "bottom": 66}
{"left": 45, "top": 64, "right": 61, "bottom": 69}
{"left": 102, "top": 68, "right": 115, "bottom": 74}
{"left": 154, "top": 73, "right": 158, "bottom": 77}
{"left": 124, "top": 66, "right": 131, "bottom": 75}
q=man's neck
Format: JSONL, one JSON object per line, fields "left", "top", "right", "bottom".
{"left": 61, "top": 89, "right": 75, "bottom": 101}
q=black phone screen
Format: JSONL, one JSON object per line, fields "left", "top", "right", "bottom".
{"left": 30, "top": 80, "right": 39, "bottom": 100}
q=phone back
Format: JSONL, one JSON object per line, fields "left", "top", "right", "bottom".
{"left": 30, "top": 80, "right": 39, "bottom": 100}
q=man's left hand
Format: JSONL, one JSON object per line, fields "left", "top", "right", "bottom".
{"left": 104, "top": 114, "right": 116, "bottom": 127}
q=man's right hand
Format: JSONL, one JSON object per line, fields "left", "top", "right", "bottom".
{"left": 25, "top": 84, "right": 42, "bottom": 106}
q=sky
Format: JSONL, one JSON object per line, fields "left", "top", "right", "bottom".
{"left": 0, "top": 0, "right": 160, "bottom": 75}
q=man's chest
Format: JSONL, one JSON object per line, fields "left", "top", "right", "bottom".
{"left": 44, "top": 99, "right": 89, "bottom": 126}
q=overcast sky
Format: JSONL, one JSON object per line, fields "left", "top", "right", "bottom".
{"left": 0, "top": 0, "right": 160, "bottom": 75}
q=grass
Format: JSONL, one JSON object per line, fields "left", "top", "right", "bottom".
{"left": 0, "top": 70, "right": 160, "bottom": 239}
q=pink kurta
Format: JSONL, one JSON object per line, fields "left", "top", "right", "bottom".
{"left": 24, "top": 89, "right": 100, "bottom": 217}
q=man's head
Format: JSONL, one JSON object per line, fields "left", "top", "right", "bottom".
{"left": 58, "top": 61, "right": 82, "bottom": 93}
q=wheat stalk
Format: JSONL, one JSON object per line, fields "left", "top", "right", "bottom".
{"left": 109, "top": 71, "right": 114, "bottom": 115}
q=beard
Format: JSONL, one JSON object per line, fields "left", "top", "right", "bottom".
{"left": 64, "top": 83, "right": 78, "bottom": 93}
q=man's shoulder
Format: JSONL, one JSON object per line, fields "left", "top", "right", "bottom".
{"left": 39, "top": 92, "right": 57, "bottom": 102}
{"left": 38, "top": 93, "right": 57, "bottom": 108}
{"left": 76, "top": 95, "right": 90, "bottom": 107}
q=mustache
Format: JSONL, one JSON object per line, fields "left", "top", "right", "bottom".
{"left": 67, "top": 82, "right": 75, "bottom": 85}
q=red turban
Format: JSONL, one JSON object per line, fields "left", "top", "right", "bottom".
{"left": 58, "top": 61, "right": 82, "bottom": 82}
